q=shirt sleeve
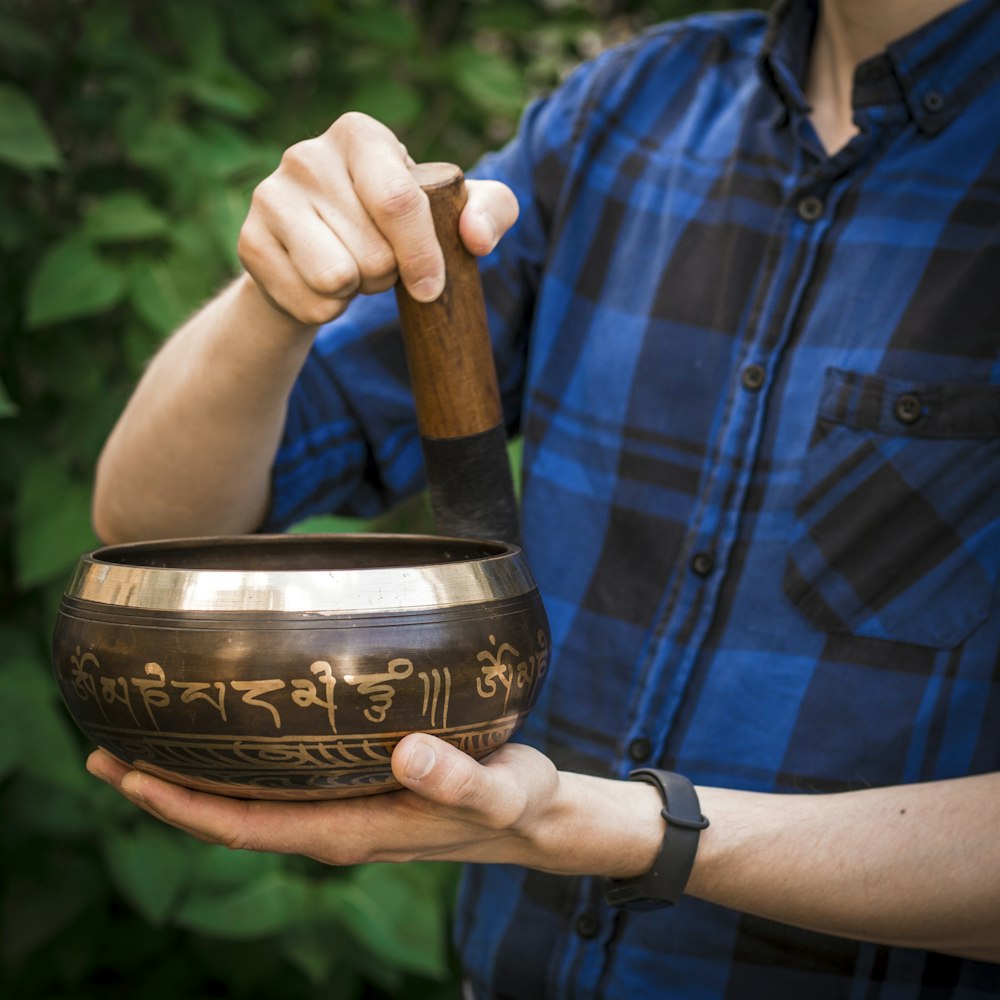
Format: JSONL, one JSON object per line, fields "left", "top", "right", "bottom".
{"left": 260, "top": 53, "right": 612, "bottom": 532}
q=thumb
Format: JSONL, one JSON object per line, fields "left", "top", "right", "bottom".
{"left": 460, "top": 179, "right": 520, "bottom": 257}
{"left": 392, "top": 733, "right": 498, "bottom": 815}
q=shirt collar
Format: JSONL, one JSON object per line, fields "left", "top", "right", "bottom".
{"left": 759, "top": 0, "right": 1000, "bottom": 134}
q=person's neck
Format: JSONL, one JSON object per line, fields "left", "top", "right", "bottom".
{"left": 805, "top": 0, "right": 964, "bottom": 154}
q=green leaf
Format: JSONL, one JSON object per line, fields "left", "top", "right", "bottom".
{"left": 470, "top": 2, "right": 540, "bottom": 32}
{"left": 340, "top": 6, "right": 418, "bottom": 49}
{"left": 448, "top": 47, "right": 526, "bottom": 116}
{"left": 123, "top": 322, "right": 165, "bottom": 376}
{"left": 279, "top": 923, "right": 357, "bottom": 989}
{"left": 326, "top": 864, "right": 454, "bottom": 980}
{"left": 289, "top": 513, "right": 371, "bottom": 535}
{"left": 26, "top": 235, "right": 126, "bottom": 327}
{"left": 0, "top": 376, "right": 18, "bottom": 418}
{"left": 15, "top": 455, "right": 96, "bottom": 589}
{"left": 4, "top": 775, "right": 116, "bottom": 837}
{"left": 0, "top": 199, "right": 28, "bottom": 249}
{"left": 187, "top": 842, "right": 284, "bottom": 891}
{"left": 182, "top": 70, "right": 268, "bottom": 119}
{"left": 83, "top": 191, "right": 170, "bottom": 243}
{"left": 1, "top": 853, "right": 104, "bottom": 964}
{"left": 105, "top": 822, "right": 195, "bottom": 924}
{"left": 203, "top": 185, "right": 249, "bottom": 272}
{"left": 0, "top": 14, "right": 51, "bottom": 61}
{"left": 59, "top": 387, "right": 130, "bottom": 464}
{"left": 508, "top": 435, "right": 523, "bottom": 498}
{"left": 128, "top": 260, "right": 203, "bottom": 335}
{"left": 0, "top": 84, "right": 62, "bottom": 171}
{"left": 350, "top": 78, "right": 422, "bottom": 130}
{"left": 0, "top": 703, "right": 18, "bottom": 780}
{"left": 190, "top": 120, "right": 275, "bottom": 180}
{"left": 176, "top": 870, "right": 310, "bottom": 939}
{"left": 0, "top": 654, "right": 91, "bottom": 796}
{"left": 122, "top": 117, "right": 198, "bottom": 175}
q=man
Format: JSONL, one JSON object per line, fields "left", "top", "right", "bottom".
{"left": 87, "top": 0, "right": 1000, "bottom": 996}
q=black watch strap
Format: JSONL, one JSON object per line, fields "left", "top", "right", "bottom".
{"left": 602, "top": 769, "right": 709, "bottom": 911}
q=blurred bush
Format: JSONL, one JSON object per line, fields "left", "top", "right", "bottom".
{"left": 0, "top": 0, "right": 755, "bottom": 996}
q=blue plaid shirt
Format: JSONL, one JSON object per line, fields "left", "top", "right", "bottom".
{"left": 265, "top": 0, "right": 1000, "bottom": 995}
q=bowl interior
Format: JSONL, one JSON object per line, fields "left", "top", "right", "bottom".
{"left": 92, "top": 534, "right": 508, "bottom": 572}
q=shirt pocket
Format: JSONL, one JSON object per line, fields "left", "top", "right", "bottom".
{"left": 784, "top": 367, "right": 1000, "bottom": 649}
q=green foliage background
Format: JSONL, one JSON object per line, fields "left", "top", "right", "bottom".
{"left": 1, "top": 1, "right": 757, "bottom": 996}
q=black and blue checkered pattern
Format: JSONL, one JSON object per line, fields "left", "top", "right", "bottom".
{"left": 265, "top": 0, "right": 1000, "bottom": 995}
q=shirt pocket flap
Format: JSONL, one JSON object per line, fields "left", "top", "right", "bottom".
{"left": 784, "top": 368, "right": 1000, "bottom": 649}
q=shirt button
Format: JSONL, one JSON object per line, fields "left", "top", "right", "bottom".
{"left": 740, "top": 364, "right": 766, "bottom": 391}
{"left": 627, "top": 737, "right": 652, "bottom": 763}
{"left": 690, "top": 552, "right": 715, "bottom": 577}
{"left": 894, "top": 393, "right": 922, "bottom": 425}
{"left": 796, "top": 195, "right": 824, "bottom": 222}
{"left": 575, "top": 913, "right": 600, "bottom": 939}
{"left": 923, "top": 90, "right": 944, "bottom": 113}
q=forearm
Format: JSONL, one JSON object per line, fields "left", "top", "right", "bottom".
{"left": 542, "top": 771, "right": 1000, "bottom": 962}
{"left": 685, "top": 773, "right": 1000, "bottom": 961}
{"left": 93, "top": 274, "right": 316, "bottom": 542}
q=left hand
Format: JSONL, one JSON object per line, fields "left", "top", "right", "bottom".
{"left": 86, "top": 734, "right": 659, "bottom": 876}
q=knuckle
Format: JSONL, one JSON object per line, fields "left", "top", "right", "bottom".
{"left": 497, "top": 787, "right": 530, "bottom": 832}
{"left": 297, "top": 298, "right": 340, "bottom": 327}
{"left": 377, "top": 177, "right": 424, "bottom": 221}
{"left": 278, "top": 139, "right": 315, "bottom": 175}
{"left": 236, "top": 222, "right": 263, "bottom": 269}
{"left": 359, "top": 243, "right": 396, "bottom": 282}
{"left": 308, "top": 261, "right": 359, "bottom": 297}
{"left": 219, "top": 806, "right": 258, "bottom": 852}
{"left": 331, "top": 110, "right": 378, "bottom": 139}
{"left": 221, "top": 829, "right": 253, "bottom": 852}
{"left": 400, "top": 247, "right": 441, "bottom": 284}
{"left": 248, "top": 176, "right": 276, "bottom": 215}
{"left": 443, "top": 761, "right": 483, "bottom": 810}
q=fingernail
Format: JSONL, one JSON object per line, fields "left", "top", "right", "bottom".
{"left": 479, "top": 212, "right": 498, "bottom": 253}
{"left": 120, "top": 773, "right": 146, "bottom": 803}
{"left": 405, "top": 741, "right": 436, "bottom": 781}
{"left": 411, "top": 275, "right": 443, "bottom": 302}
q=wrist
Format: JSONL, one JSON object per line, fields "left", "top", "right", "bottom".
{"left": 520, "top": 770, "right": 663, "bottom": 878}
{"left": 603, "top": 770, "right": 709, "bottom": 909}
{"left": 233, "top": 271, "right": 328, "bottom": 338}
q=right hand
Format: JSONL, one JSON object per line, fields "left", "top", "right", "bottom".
{"left": 237, "top": 112, "right": 520, "bottom": 328}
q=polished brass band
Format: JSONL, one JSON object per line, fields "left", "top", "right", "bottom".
{"left": 65, "top": 534, "right": 537, "bottom": 614}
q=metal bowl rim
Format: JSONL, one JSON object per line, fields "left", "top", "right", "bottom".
{"left": 64, "top": 533, "right": 539, "bottom": 613}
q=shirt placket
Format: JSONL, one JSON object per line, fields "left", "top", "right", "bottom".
{"left": 625, "top": 198, "right": 842, "bottom": 766}
{"left": 554, "top": 155, "right": 855, "bottom": 1000}
{"left": 558, "top": 93, "right": 899, "bottom": 1000}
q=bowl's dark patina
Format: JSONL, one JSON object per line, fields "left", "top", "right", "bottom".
{"left": 52, "top": 534, "right": 550, "bottom": 800}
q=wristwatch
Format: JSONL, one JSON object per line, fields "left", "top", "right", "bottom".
{"left": 602, "top": 768, "right": 709, "bottom": 910}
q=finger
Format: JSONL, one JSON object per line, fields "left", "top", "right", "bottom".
{"left": 238, "top": 213, "right": 351, "bottom": 327}
{"left": 392, "top": 734, "right": 541, "bottom": 830}
{"left": 116, "top": 770, "right": 275, "bottom": 848}
{"left": 278, "top": 207, "right": 363, "bottom": 300}
{"left": 460, "top": 180, "right": 520, "bottom": 257}
{"left": 308, "top": 187, "right": 400, "bottom": 297}
{"left": 339, "top": 123, "right": 444, "bottom": 302}
{"left": 252, "top": 176, "right": 366, "bottom": 301}
{"left": 114, "top": 769, "right": 385, "bottom": 863}
{"left": 87, "top": 747, "right": 130, "bottom": 785}
{"left": 87, "top": 751, "right": 216, "bottom": 840}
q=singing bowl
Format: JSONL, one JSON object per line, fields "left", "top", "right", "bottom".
{"left": 52, "top": 534, "right": 550, "bottom": 800}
